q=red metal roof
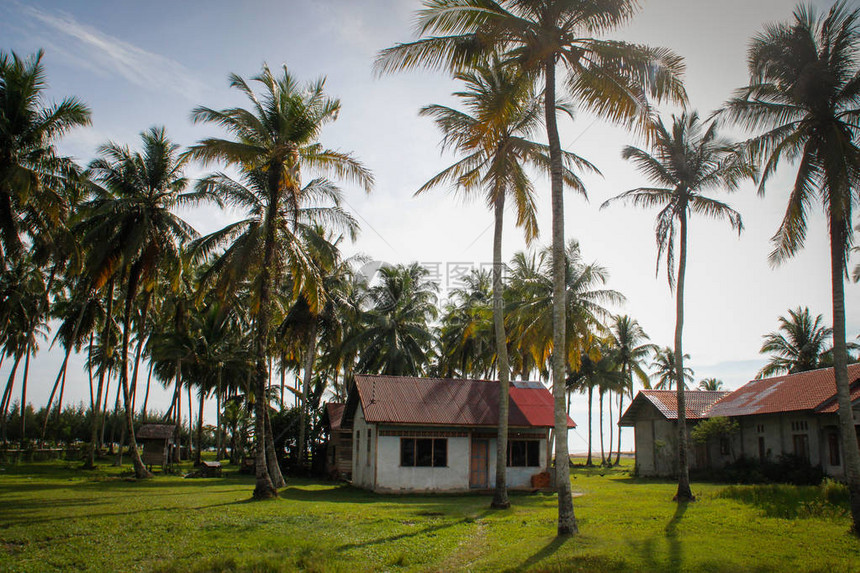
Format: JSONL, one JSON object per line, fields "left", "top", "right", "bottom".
{"left": 707, "top": 363, "right": 860, "bottom": 417}
{"left": 353, "top": 375, "right": 574, "bottom": 428}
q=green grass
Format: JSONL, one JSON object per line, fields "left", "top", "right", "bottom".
{"left": 0, "top": 458, "right": 857, "bottom": 572}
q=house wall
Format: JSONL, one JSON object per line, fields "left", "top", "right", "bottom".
{"left": 350, "top": 404, "right": 550, "bottom": 493}
{"left": 631, "top": 403, "right": 696, "bottom": 477}
{"left": 633, "top": 405, "right": 859, "bottom": 479}
{"left": 351, "top": 406, "right": 376, "bottom": 489}
{"left": 375, "top": 432, "right": 470, "bottom": 493}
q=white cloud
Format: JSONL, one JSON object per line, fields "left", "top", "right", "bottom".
{"left": 18, "top": 4, "right": 207, "bottom": 101}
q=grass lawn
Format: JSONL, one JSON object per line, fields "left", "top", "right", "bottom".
{"left": 0, "top": 457, "right": 857, "bottom": 572}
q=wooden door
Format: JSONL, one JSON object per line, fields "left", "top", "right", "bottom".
{"left": 470, "top": 439, "right": 488, "bottom": 488}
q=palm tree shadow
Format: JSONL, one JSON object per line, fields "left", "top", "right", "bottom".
{"left": 511, "top": 536, "right": 568, "bottom": 572}
{"left": 664, "top": 501, "right": 688, "bottom": 573}
{"left": 335, "top": 509, "right": 492, "bottom": 552}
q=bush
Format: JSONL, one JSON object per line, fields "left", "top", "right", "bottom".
{"left": 693, "top": 454, "right": 825, "bottom": 486}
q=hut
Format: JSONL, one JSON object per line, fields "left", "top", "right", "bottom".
{"left": 321, "top": 403, "right": 352, "bottom": 480}
{"left": 138, "top": 424, "right": 176, "bottom": 471}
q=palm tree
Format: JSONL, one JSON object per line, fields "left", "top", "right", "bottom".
{"left": 651, "top": 347, "right": 694, "bottom": 390}
{"left": 353, "top": 263, "right": 439, "bottom": 376}
{"left": 436, "top": 270, "right": 495, "bottom": 379}
{"left": 0, "top": 49, "right": 91, "bottom": 270}
{"left": 187, "top": 65, "right": 371, "bottom": 499}
{"left": 720, "top": 2, "right": 860, "bottom": 531}
{"left": 698, "top": 378, "right": 724, "bottom": 391}
{"left": 0, "top": 257, "right": 48, "bottom": 443}
{"left": 506, "top": 241, "right": 624, "bottom": 380}
{"left": 418, "top": 59, "right": 597, "bottom": 508}
{"left": 376, "top": 0, "right": 686, "bottom": 535}
{"left": 78, "top": 126, "right": 201, "bottom": 478}
{"left": 601, "top": 111, "right": 751, "bottom": 501}
{"left": 758, "top": 307, "right": 834, "bottom": 378}
{"left": 608, "top": 315, "right": 655, "bottom": 465}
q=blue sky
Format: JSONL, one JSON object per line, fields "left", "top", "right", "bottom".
{"left": 2, "top": 0, "right": 858, "bottom": 451}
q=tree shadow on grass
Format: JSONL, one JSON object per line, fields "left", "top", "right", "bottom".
{"left": 626, "top": 501, "right": 688, "bottom": 573}
{"left": 334, "top": 509, "right": 492, "bottom": 552}
{"left": 0, "top": 497, "right": 251, "bottom": 529}
{"left": 510, "top": 535, "right": 569, "bottom": 572}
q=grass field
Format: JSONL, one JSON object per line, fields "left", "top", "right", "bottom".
{"left": 0, "top": 458, "right": 857, "bottom": 572}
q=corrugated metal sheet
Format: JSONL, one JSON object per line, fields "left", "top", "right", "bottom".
{"left": 325, "top": 403, "right": 345, "bottom": 431}
{"left": 639, "top": 390, "right": 729, "bottom": 420}
{"left": 354, "top": 375, "right": 574, "bottom": 428}
{"left": 708, "top": 363, "right": 860, "bottom": 417}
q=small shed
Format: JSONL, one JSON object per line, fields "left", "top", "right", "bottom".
{"left": 138, "top": 424, "right": 177, "bottom": 471}
{"left": 321, "top": 403, "right": 351, "bottom": 480}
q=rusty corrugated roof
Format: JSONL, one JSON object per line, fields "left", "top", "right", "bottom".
{"left": 325, "top": 403, "right": 345, "bottom": 431}
{"left": 707, "top": 363, "right": 860, "bottom": 417}
{"left": 353, "top": 375, "right": 574, "bottom": 428}
{"left": 137, "top": 424, "right": 176, "bottom": 439}
{"left": 620, "top": 390, "right": 728, "bottom": 425}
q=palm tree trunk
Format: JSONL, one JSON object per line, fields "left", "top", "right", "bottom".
{"left": 19, "top": 343, "right": 31, "bottom": 443}
{"left": 0, "top": 353, "right": 22, "bottom": 444}
{"left": 129, "top": 289, "right": 150, "bottom": 413}
{"left": 545, "top": 57, "right": 577, "bottom": 535}
{"left": 265, "top": 407, "right": 285, "bottom": 487}
{"left": 87, "top": 332, "right": 94, "bottom": 407}
{"left": 119, "top": 276, "right": 152, "bottom": 479}
{"left": 196, "top": 391, "right": 204, "bottom": 466}
{"left": 615, "top": 389, "right": 624, "bottom": 466}
{"left": 251, "top": 174, "right": 280, "bottom": 499}
{"left": 599, "top": 389, "right": 605, "bottom": 465}
{"left": 216, "top": 366, "right": 223, "bottom": 460}
{"left": 187, "top": 384, "right": 193, "bottom": 464}
{"left": 674, "top": 210, "right": 693, "bottom": 501}
{"left": 586, "top": 385, "right": 593, "bottom": 467}
{"left": 42, "top": 344, "right": 72, "bottom": 441}
{"left": 491, "top": 192, "right": 511, "bottom": 509}
{"left": 828, "top": 206, "right": 860, "bottom": 532}
{"left": 607, "top": 389, "right": 614, "bottom": 464}
{"left": 298, "top": 321, "right": 318, "bottom": 468}
{"left": 54, "top": 361, "right": 68, "bottom": 430}
{"left": 86, "top": 278, "right": 113, "bottom": 469}
{"left": 141, "top": 362, "right": 153, "bottom": 420}
{"left": 164, "top": 361, "right": 181, "bottom": 422}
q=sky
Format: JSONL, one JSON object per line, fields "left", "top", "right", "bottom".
{"left": 1, "top": 0, "right": 858, "bottom": 453}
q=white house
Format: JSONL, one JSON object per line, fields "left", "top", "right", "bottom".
{"left": 341, "top": 375, "right": 573, "bottom": 493}
{"left": 620, "top": 364, "right": 860, "bottom": 478}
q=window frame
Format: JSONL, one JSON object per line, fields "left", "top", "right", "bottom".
{"left": 399, "top": 437, "right": 448, "bottom": 468}
{"left": 506, "top": 439, "right": 540, "bottom": 467}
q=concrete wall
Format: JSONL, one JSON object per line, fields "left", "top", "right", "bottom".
{"left": 351, "top": 406, "right": 375, "bottom": 489}
{"left": 632, "top": 403, "right": 860, "bottom": 479}
{"left": 375, "top": 434, "right": 470, "bottom": 493}
{"left": 350, "top": 403, "right": 550, "bottom": 493}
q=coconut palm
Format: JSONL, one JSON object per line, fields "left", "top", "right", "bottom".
{"left": 436, "top": 270, "right": 495, "bottom": 379}
{"left": 720, "top": 2, "right": 860, "bottom": 531}
{"left": 757, "top": 307, "right": 834, "bottom": 378}
{"left": 418, "top": 59, "right": 598, "bottom": 507}
{"left": 76, "top": 127, "right": 200, "bottom": 478}
{"left": 377, "top": 0, "right": 686, "bottom": 535}
{"left": 186, "top": 64, "right": 371, "bottom": 499}
{"left": 506, "top": 240, "right": 624, "bottom": 379}
{"left": 651, "top": 347, "right": 694, "bottom": 390}
{"left": 353, "top": 263, "right": 439, "bottom": 376}
{"left": 608, "top": 315, "right": 655, "bottom": 465}
{"left": 698, "top": 378, "right": 724, "bottom": 391}
{"left": 601, "top": 111, "right": 751, "bottom": 501}
{"left": 0, "top": 49, "right": 91, "bottom": 270}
